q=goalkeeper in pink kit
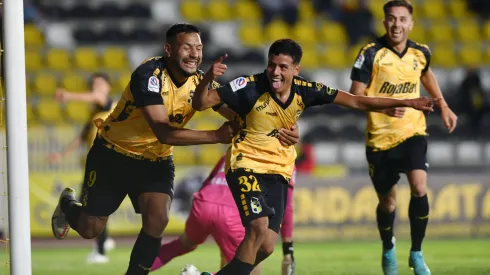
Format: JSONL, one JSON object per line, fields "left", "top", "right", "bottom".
{"left": 150, "top": 154, "right": 296, "bottom": 275}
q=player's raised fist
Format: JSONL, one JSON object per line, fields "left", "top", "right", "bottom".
{"left": 408, "top": 97, "right": 440, "bottom": 113}
{"left": 205, "top": 54, "right": 228, "bottom": 80}
{"left": 215, "top": 120, "right": 238, "bottom": 144}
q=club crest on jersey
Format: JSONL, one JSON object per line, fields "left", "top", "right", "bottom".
{"left": 230, "top": 77, "right": 247, "bottom": 92}
{"left": 250, "top": 197, "right": 263, "bottom": 214}
{"left": 316, "top": 82, "right": 324, "bottom": 91}
{"left": 354, "top": 53, "right": 365, "bottom": 69}
{"left": 148, "top": 76, "right": 160, "bottom": 93}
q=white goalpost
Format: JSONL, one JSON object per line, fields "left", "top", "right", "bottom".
{"left": 3, "top": 0, "right": 33, "bottom": 274}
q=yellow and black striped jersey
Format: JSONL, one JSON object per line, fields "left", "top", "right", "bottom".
{"left": 81, "top": 99, "right": 116, "bottom": 149}
{"left": 97, "top": 56, "right": 219, "bottom": 160}
{"left": 217, "top": 72, "right": 338, "bottom": 180}
{"left": 351, "top": 35, "right": 431, "bottom": 150}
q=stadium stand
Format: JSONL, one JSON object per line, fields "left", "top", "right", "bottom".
{"left": 24, "top": 0, "right": 490, "bottom": 171}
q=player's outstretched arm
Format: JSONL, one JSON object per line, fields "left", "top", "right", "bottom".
{"left": 350, "top": 81, "right": 406, "bottom": 118}
{"left": 141, "top": 105, "right": 237, "bottom": 145}
{"left": 333, "top": 90, "right": 439, "bottom": 113}
{"left": 55, "top": 88, "right": 109, "bottom": 107}
{"left": 193, "top": 54, "right": 228, "bottom": 111}
{"left": 421, "top": 68, "right": 458, "bottom": 133}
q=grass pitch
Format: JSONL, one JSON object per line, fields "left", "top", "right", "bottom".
{"left": 1, "top": 239, "right": 489, "bottom": 274}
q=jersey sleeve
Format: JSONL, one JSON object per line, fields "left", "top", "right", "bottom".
{"left": 216, "top": 76, "right": 257, "bottom": 116}
{"left": 420, "top": 45, "right": 431, "bottom": 73}
{"left": 299, "top": 81, "right": 339, "bottom": 108}
{"left": 130, "top": 61, "right": 164, "bottom": 108}
{"left": 350, "top": 45, "right": 376, "bottom": 84}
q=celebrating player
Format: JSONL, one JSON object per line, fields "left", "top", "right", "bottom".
{"left": 349, "top": 1, "right": 458, "bottom": 275}
{"left": 47, "top": 72, "right": 116, "bottom": 264}
{"left": 50, "top": 23, "right": 238, "bottom": 275}
{"left": 150, "top": 154, "right": 297, "bottom": 275}
{"left": 192, "top": 38, "right": 438, "bottom": 275}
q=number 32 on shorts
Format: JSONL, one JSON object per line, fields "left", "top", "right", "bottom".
{"left": 238, "top": 175, "right": 261, "bottom": 192}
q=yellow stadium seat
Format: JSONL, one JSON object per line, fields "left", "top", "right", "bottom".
{"left": 299, "top": 0, "right": 315, "bottom": 21}
{"left": 117, "top": 72, "right": 132, "bottom": 94}
{"left": 102, "top": 47, "right": 128, "bottom": 70}
{"left": 459, "top": 44, "right": 483, "bottom": 67}
{"left": 234, "top": 0, "right": 261, "bottom": 21}
{"left": 420, "top": 0, "right": 445, "bottom": 20}
{"left": 207, "top": 0, "right": 232, "bottom": 21}
{"left": 37, "top": 98, "right": 63, "bottom": 124}
{"left": 74, "top": 48, "right": 99, "bottom": 71}
{"left": 198, "top": 145, "right": 224, "bottom": 165}
{"left": 264, "top": 20, "right": 290, "bottom": 43}
{"left": 25, "top": 50, "right": 43, "bottom": 71}
{"left": 46, "top": 48, "right": 71, "bottom": 71}
{"left": 65, "top": 101, "right": 91, "bottom": 123}
{"left": 24, "top": 24, "right": 43, "bottom": 47}
{"left": 483, "top": 21, "right": 490, "bottom": 40}
{"left": 318, "top": 21, "right": 348, "bottom": 46}
{"left": 34, "top": 73, "right": 57, "bottom": 96}
{"left": 321, "top": 47, "right": 348, "bottom": 69}
{"left": 367, "top": 0, "right": 386, "bottom": 20}
{"left": 427, "top": 21, "right": 453, "bottom": 44}
{"left": 409, "top": 26, "right": 426, "bottom": 43}
{"left": 291, "top": 21, "right": 317, "bottom": 47}
{"left": 172, "top": 147, "right": 196, "bottom": 165}
{"left": 447, "top": 0, "right": 470, "bottom": 19}
{"left": 374, "top": 21, "right": 385, "bottom": 37}
{"left": 455, "top": 20, "right": 481, "bottom": 43}
{"left": 180, "top": 0, "right": 204, "bottom": 22}
{"left": 300, "top": 47, "right": 319, "bottom": 69}
{"left": 62, "top": 73, "right": 88, "bottom": 91}
{"left": 431, "top": 45, "right": 457, "bottom": 68}
{"left": 239, "top": 23, "right": 264, "bottom": 47}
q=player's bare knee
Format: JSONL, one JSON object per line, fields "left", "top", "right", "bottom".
{"left": 259, "top": 241, "right": 275, "bottom": 258}
{"left": 378, "top": 194, "right": 397, "bottom": 213}
{"left": 410, "top": 182, "right": 427, "bottom": 197}
{"left": 78, "top": 215, "right": 107, "bottom": 239}
{"left": 142, "top": 212, "right": 169, "bottom": 237}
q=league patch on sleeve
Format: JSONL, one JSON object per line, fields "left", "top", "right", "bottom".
{"left": 229, "top": 77, "right": 247, "bottom": 92}
{"left": 148, "top": 76, "right": 160, "bottom": 93}
{"left": 353, "top": 53, "right": 365, "bottom": 69}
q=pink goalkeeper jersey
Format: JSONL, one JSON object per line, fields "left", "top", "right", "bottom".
{"left": 194, "top": 155, "right": 296, "bottom": 206}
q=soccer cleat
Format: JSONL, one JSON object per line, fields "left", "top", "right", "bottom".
{"left": 51, "top": 187, "right": 77, "bottom": 240}
{"left": 409, "top": 251, "right": 431, "bottom": 275}
{"left": 200, "top": 273, "right": 212, "bottom": 275}
{"left": 382, "top": 238, "right": 398, "bottom": 275}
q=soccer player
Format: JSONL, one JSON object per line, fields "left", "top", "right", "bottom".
{"left": 192, "top": 38, "right": 437, "bottom": 275}
{"left": 150, "top": 153, "right": 297, "bottom": 275}
{"left": 48, "top": 72, "right": 117, "bottom": 263}
{"left": 349, "top": 1, "right": 458, "bottom": 275}
{"left": 50, "top": 23, "right": 239, "bottom": 275}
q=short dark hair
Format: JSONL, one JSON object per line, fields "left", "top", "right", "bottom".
{"left": 89, "top": 72, "right": 110, "bottom": 86}
{"left": 165, "top": 23, "right": 201, "bottom": 42}
{"left": 268, "top": 39, "right": 303, "bottom": 64}
{"left": 383, "top": 0, "right": 413, "bottom": 15}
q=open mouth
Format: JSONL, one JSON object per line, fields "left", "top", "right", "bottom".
{"left": 391, "top": 29, "right": 402, "bottom": 39}
{"left": 271, "top": 78, "right": 283, "bottom": 89}
{"left": 182, "top": 60, "right": 198, "bottom": 70}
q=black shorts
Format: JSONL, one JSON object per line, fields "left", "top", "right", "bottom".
{"left": 226, "top": 168, "right": 288, "bottom": 234}
{"left": 80, "top": 138, "right": 175, "bottom": 216}
{"left": 366, "top": 135, "right": 428, "bottom": 194}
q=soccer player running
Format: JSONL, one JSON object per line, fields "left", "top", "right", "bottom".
{"left": 150, "top": 153, "right": 298, "bottom": 275}
{"left": 192, "top": 38, "right": 438, "bottom": 275}
{"left": 48, "top": 72, "right": 117, "bottom": 264}
{"left": 349, "top": 1, "right": 458, "bottom": 275}
{"left": 50, "top": 23, "right": 239, "bottom": 275}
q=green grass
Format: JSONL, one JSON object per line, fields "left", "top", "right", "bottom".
{"left": 2, "top": 239, "right": 490, "bottom": 274}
